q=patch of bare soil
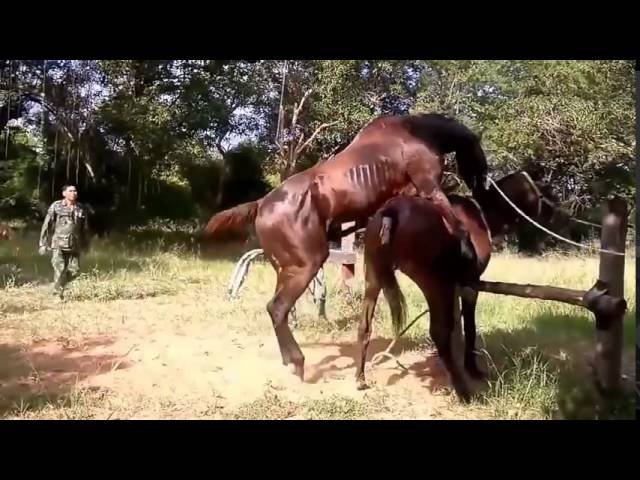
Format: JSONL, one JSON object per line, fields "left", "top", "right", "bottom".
{"left": 1, "top": 328, "right": 479, "bottom": 419}
{"left": 0, "top": 336, "right": 129, "bottom": 411}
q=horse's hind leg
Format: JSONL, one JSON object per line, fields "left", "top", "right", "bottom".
{"left": 418, "top": 278, "right": 471, "bottom": 403}
{"left": 267, "top": 258, "right": 327, "bottom": 380}
{"left": 460, "top": 286, "right": 487, "bottom": 379}
{"left": 355, "top": 260, "right": 382, "bottom": 390}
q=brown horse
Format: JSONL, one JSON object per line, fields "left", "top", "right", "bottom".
{"left": 203, "top": 113, "right": 490, "bottom": 380}
{"left": 355, "top": 170, "right": 560, "bottom": 402}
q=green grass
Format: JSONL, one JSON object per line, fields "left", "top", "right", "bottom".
{"left": 0, "top": 231, "right": 636, "bottom": 420}
{"left": 225, "top": 391, "right": 390, "bottom": 420}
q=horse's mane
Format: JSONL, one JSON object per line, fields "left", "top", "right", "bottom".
{"left": 409, "top": 113, "right": 480, "bottom": 148}
{"left": 346, "top": 113, "right": 488, "bottom": 192}
{"left": 406, "top": 113, "right": 487, "bottom": 193}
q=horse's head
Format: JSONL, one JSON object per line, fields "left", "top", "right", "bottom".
{"left": 456, "top": 139, "right": 490, "bottom": 196}
{"left": 479, "top": 170, "right": 562, "bottom": 241}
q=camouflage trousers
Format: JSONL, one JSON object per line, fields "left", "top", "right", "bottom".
{"left": 51, "top": 249, "right": 80, "bottom": 296}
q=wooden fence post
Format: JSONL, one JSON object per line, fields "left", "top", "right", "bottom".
{"left": 314, "top": 266, "right": 327, "bottom": 319}
{"left": 340, "top": 221, "right": 356, "bottom": 289}
{"left": 594, "top": 197, "right": 628, "bottom": 393}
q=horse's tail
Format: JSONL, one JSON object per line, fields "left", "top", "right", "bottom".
{"left": 380, "top": 266, "right": 408, "bottom": 337}
{"left": 369, "top": 213, "right": 407, "bottom": 337}
{"left": 199, "top": 199, "right": 261, "bottom": 241}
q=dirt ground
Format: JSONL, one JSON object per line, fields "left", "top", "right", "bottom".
{"left": 0, "top": 321, "right": 479, "bottom": 419}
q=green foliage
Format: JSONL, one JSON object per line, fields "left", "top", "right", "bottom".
{"left": 477, "top": 61, "right": 634, "bottom": 210}
{"left": 0, "top": 130, "right": 42, "bottom": 218}
{"left": 1, "top": 60, "right": 634, "bottom": 251}
{"left": 309, "top": 60, "right": 424, "bottom": 154}
{"left": 219, "top": 142, "right": 270, "bottom": 210}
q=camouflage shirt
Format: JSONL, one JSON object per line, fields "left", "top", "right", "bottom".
{"left": 39, "top": 200, "right": 89, "bottom": 252}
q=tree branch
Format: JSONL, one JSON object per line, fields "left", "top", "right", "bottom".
{"left": 83, "top": 159, "right": 96, "bottom": 181}
{"left": 21, "top": 92, "right": 75, "bottom": 141}
{"left": 215, "top": 127, "right": 230, "bottom": 157}
{"left": 293, "top": 131, "right": 306, "bottom": 157}
{"left": 290, "top": 88, "right": 313, "bottom": 131}
{"left": 298, "top": 121, "right": 338, "bottom": 155}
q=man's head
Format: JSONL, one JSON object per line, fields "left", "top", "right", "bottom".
{"left": 62, "top": 184, "right": 78, "bottom": 204}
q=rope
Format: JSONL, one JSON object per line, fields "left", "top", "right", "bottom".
{"left": 488, "top": 177, "right": 625, "bottom": 257}
{"left": 371, "top": 308, "right": 429, "bottom": 369}
{"left": 569, "top": 215, "right": 635, "bottom": 231}
{"left": 569, "top": 217, "right": 602, "bottom": 229}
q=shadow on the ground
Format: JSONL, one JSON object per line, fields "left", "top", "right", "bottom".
{"left": 300, "top": 305, "right": 636, "bottom": 419}
{"left": 0, "top": 337, "right": 132, "bottom": 417}
{"left": 300, "top": 336, "right": 434, "bottom": 385}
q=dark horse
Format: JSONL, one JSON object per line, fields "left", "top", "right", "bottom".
{"left": 203, "top": 113, "right": 489, "bottom": 380}
{"left": 355, "top": 170, "right": 561, "bottom": 402}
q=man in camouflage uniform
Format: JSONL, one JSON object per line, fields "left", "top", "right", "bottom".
{"left": 39, "top": 184, "right": 89, "bottom": 300}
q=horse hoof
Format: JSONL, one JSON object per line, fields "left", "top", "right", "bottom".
{"left": 457, "top": 391, "right": 472, "bottom": 404}
{"left": 356, "top": 380, "right": 370, "bottom": 391}
{"left": 465, "top": 361, "right": 488, "bottom": 380}
{"left": 453, "top": 381, "right": 472, "bottom": 403}
{"left": 288, "top": 363, "right": 305, "bottom": 381}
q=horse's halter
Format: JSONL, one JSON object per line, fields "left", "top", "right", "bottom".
{"left": 518, "top": 171, "right": 544, "bottom": 218}
{"left": 541, "top": 196, "right": 562, "bottom": 224}
{"left": 519, "top": 171, "right": 568, "bottom": 226}
{"left": 483, "top": 174, "right": 491, "bottom": 191}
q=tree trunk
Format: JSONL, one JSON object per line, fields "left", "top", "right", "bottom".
{"left": 137, "top": 168, "right": 143, "bottom": 209}
{"left": 36, "top": 162, "right": 41, "bottom": 201}
{"left": 3, "top": 128, "right": 8, "bottom": 160}
{"left": 84, "top": 148, "right": 89, "bottom": 190}
{"left": 4, "top": 69, "right": 10, "bottom": 159}
{"left": 66, "top": 142, "right": 71, "bottom": 181}
{"left": 51, "top": 129, "right": 58, "bottom": 200}
{"left": 279, "top": 162, "right": 290, "bottom": 183}
{"left": 278, "top": 153, "right": 299, "bottom": 182}
{"left": 214, "top": 156, "right": 227, "bottom": 210}
{"left": 75, "top": 141, "right": 80, "bottom": 184}
{"left": 127, "top": 156, "right": 132, "bottom": 199}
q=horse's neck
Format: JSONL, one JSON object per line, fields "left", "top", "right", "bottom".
{"left": 473, "top": 190, "right": 506, "bottom": 236}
